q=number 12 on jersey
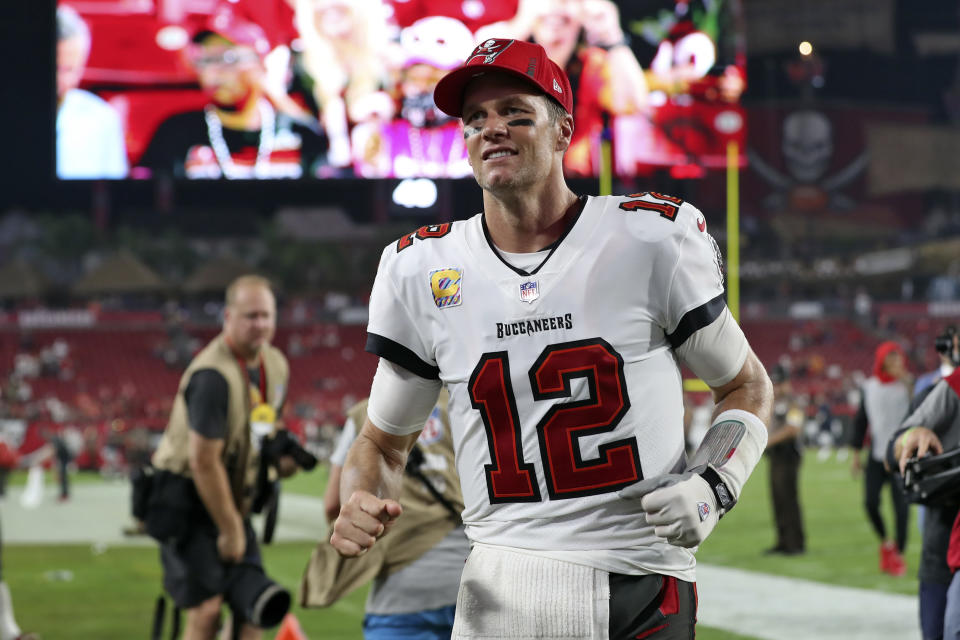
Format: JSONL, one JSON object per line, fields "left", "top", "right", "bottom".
{"left": 468, "top": 338, "right": 643, "bottom": 503}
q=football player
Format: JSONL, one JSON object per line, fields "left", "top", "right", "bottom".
{"left": 331, "top": 38, "right": 773, "bottom": 639}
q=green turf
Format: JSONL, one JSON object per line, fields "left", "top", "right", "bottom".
{"left": 4, "top": 452, "right": 921, "bottom": 638}
{"left": 5, "top": 468, "right": 123, "bottom": 487}
{"left": 698, "top": 451, "right": 921, "bottom": 596}
{"left": 282, "top": 462, "right": 330, "bottom": 499}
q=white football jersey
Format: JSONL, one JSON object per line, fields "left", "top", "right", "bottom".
{"left": 367, "top": 193, "right": 727, "bottom": 580}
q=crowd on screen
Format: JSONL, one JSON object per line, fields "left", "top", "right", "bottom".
{"left": 57, "top": 0, "right": 744, "bottom": 180}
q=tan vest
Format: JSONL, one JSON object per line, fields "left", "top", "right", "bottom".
{"left": 152, "top": 333, "right": 289, "bottom": 514}
{"left": 301, "top": 389, "right": 464, "bottom": 607}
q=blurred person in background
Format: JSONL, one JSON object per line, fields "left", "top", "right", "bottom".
{"left": 852, "top": 341, "right": 913, "bottom": 576}
{"left": 0, "top": 435, "right": 17, "bottom": 499}
{"left": 138, "top": 8, "right": 325, "bottom": 179}
{"left": 889, "top": 327, "right": 960, "bottom": 640}
{"left": 149, "top": 275, "right": 301, "bottom": 639}
{"left": 764, "top": 365, "right": 806, "bottom": 555}
{"left": 303, "top": 392, "right": 467, "bottom": 639}
{"left": 31, "top": 427, "right": 77, "bottom": 503}
{"left": 51, "top": 430, "right": 73, "bottom": 502}
{"left": 915, "top": 327, "right": 959, "bottom": 410}
{"left": 349, "top": 16, "right": 474, "bottom": 178}
{"left": 911, "top": 326, "right": 958, "bottom": 538}
{"left": 56, "top": 4, "right": 128, "bottom": 179}
{"left": 294, "top": 0, "right": 393, "bottom": 172}
{"left": 221, "top": 0, "right": 320, "bottom": 128}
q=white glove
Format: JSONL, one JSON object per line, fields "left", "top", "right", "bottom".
{"left": 619, "top": 471, "right": 719, "bottom": 548}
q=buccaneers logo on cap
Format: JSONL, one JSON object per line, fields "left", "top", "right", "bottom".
{"left": 467, "top": 39, "right": 514, "bottom": 65}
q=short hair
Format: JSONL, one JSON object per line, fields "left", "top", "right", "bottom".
{"left": 225, "top": 275, "right": 274, "bottom": 307}
{"left": 542, "top": 95, "right": 569, "bottom": 124}
{"left": 57, "top": 5, "right": 90, "bottom": 47}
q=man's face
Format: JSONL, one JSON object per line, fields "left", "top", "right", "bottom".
{"left": 224, "top": 284, "right": 276, "bottom": 357}
{"left": 532, "top": 0, "right": 583, "bottom": 50}
{"left": 884, "top": 350, "right": 905, "bottom": 377}
{"left": 313, "top": 0, "right": 354, "bottom": 39}
{"left": 192, "top": 36, "right": 262, "bottom": 108}
{"left": 461, "top": 74, "right": 567, "bottom": 193}
{"left": 403, "top": 63, "right": 444, "bottom": 97}
{"left": 57, "top": 36, "right": 88, "bottom": 100}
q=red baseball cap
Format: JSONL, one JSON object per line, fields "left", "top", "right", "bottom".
{"left": 192, "top": 8, "right": 271, "bottom": 57}
{"left": 433, "top": 39, "right": 574, "bottom": 117}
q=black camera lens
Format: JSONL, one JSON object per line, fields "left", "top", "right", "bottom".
{"left": 225, "top": 563, "right": 291, "bottom": 628}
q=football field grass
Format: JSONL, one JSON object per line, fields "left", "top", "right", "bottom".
{"left": 3, "top": 451, "right": 919, "bottom": 639}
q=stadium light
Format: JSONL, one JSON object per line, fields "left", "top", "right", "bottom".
{"left": 392, "top": 178, "right": 438, "bottom": 209}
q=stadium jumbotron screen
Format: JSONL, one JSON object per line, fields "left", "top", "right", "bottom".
{"left": 55, "top": 0, "right": 745, "bottom": 181}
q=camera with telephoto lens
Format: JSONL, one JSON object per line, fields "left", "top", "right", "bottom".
{"left": 224, "top": 561, "right": 291, "bottom": 628}
{"left": 935, "top": 326, "right": 959, "bottom": 366}
{"left": 902, "top": 447, "right": 960, "bottom": 505}
{"left": 260, "top": 429, "right": 317, "bottom": 471}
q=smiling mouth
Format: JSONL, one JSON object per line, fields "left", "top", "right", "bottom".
{"left": 484, "top": 150, "right": 517, "bottom": 161}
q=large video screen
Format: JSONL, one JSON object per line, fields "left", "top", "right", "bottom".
{"left": 56, "top": 0, "right": 745, "bottom": 181}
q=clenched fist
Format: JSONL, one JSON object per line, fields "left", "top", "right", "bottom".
{"left": 620, "top": 471, "right": 719, "bottom": 548}
{"left": 330, "top": 490, "right": 403, "bottom": 556}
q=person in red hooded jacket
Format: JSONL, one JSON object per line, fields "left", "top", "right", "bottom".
{"left": 851, "top": 341, "right": 913, "bottom": 576}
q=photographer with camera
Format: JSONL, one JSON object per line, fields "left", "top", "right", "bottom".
{"left": 915, "top": 328, "right": 959, "bottom": 410}
{"left": 889, "top": 327, "right": 960, "bottom": 640}
{"left": 148, "top": 275, "right": 300, "bottom": 640}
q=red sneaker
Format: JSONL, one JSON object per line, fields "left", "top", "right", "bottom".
{"left": 879, "top": 541, "right": 895, "bottom": 573}
{"left": 887, "top": 547, "right": 907, "bottom": 577}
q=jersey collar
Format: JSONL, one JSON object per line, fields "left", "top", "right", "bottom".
{"left": 481, "top": 195, "right": 588, "bottom": 277}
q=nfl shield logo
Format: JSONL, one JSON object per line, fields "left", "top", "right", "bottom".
{"left": 519, "top": 281, "right": 539, "bottom": 303}
{"left": 697, "top": 501, "right": 711, "bottom": 522}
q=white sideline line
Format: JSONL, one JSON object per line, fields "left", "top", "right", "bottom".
{"left": 1, "top": 483, "right": 922, "bottom": 639}
{"left": 696, "top": 564, "right": 919, "bottom": 640}
{"left": 1, "top": 482, "right": 328, "bottom": 546}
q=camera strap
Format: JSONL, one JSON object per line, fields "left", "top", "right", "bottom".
{"left": 405, "top": 444, "right": 461, "bottom": 523}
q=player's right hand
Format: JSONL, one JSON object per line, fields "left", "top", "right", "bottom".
{"left": 898, "top": 427, "right": 943, "bottom": 474}
{"left": 330, "top": 490, "right": 403, "bottom": 557}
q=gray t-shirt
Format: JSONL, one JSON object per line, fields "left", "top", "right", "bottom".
{"left": 863, "top": 377, "right": 911, "bottom": 461}
{"left": 366, "top": 525, "right": 470, "bottom": 615}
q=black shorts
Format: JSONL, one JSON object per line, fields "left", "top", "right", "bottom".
{"left": 609, "top": 573, "right": 697, "bottom": 640}
{"left": 160, "top": 518, "right": 261, "bottom": 610}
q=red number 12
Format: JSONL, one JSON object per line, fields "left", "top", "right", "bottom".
{"left": 469, "top": 338, "right": 642, "bottom": 503}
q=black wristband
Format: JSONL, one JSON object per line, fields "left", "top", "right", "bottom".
{"left": 699, "top": 465, "right": 736, "bottom": 517}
